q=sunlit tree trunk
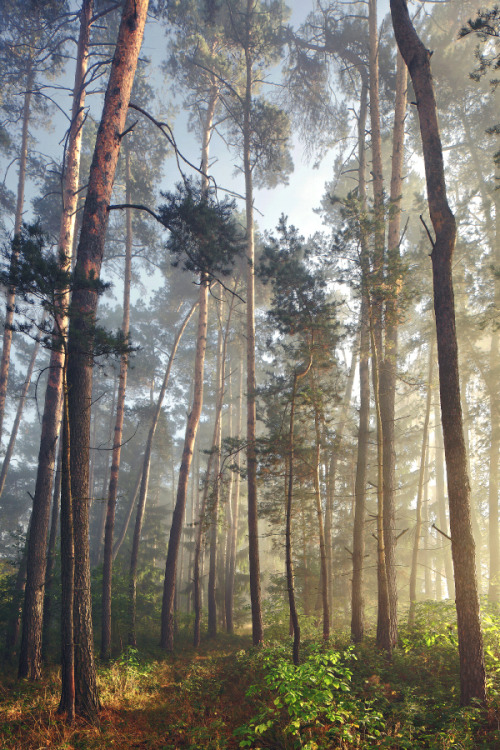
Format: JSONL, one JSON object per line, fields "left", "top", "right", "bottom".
{"left": 208, "top": 300, "right": 224, "bottom": 639}
{"left": 243, "top": 1, "right": 264, "bottom": 646}
{"left": 225, "top": 354, "right": 243, "bottom": 634}
{"left": 286, "top": 373, "right": 301, "bottom": 665}
{"left": 434, "top": 399, "right": 454, "bottom": 598}
{"left": 409, "top": 340, "right": 434, "bottom": 625}
{"left": 101, "top": 146, "right": 133, "bottom": 660}
{"left": 63, "top": 0, "right": 149, "bottom": 720}
{"left": 351, "top": 78, "right": 370, "bottom": 645}
{"left": 325, "top": 349, "right": 356, "bottom": 614}
{"left": 312, "top": 370, "right": 329, "bottom": 639}
{"left": 160, "top": 78, "right": 218, "bottom": 652}
{"left": 18, "top": 0, "right": 93, "bottom": 682}
{"left": 161, "top": 278, "right": 208, "bottom": 651}
{"left": 391, "top": 0, "right": 486, "bottom": 705}
{"left": 127, "top": 303, "right": 196, "bottom": 644}
{"left": 380, "top": 50, "right": 407, "bottom": 649}
{"left": 42, "top": 439, "right": 62, "bottom": 660}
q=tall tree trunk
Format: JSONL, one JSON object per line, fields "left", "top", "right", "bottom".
{"left": 488, "top": 191, "right": 500, "bottom": 602}
{"left": 390, "top": 0, "right": 486, "bottom": 705}
{"left": 4, "top": 517, "right": 30, "bottom": 660}
{"left": 94, "top": 374, "right": 117, "bottom": 567}
{"left": 225, "top": 355, "right": 243, "bottom": 634}
{"left": 286, "top": 373, "right": 301, "bottom": 666}
{"left": 325, "top": 349, "right": 357, "bottom": 614}
{"left": 161, "top": 279, "right": 209, "bottom": 651}
{"left": 126, "top": 304, "right": 196, "bottom": 645}
{"left": 18, "top": 0, "right": 93, "bottom": 681}
{"left": 369, "top": 0, "right": 391, "bottom": 656}
{"left": 208, "top": 300, "right": 223, "bottom": 639}
{"left": 101, "top": 145, "right": 133, "bottom": 660}
{"left": 0, "top": 64, "right": 34, "bottom": 443}
{"left": 434, "top": 398, "right": 454, "bottom": 598}
{"left": 194, "top": 290, "right": 235, "bottom": 645}
{"left": 112, "top": 462, "right": 142, "bottom": 561}
{"left": 380, "top": 50, "right": 407, "bottom": 650}
{"left": 351, "top": 77, "right": 370, "bottom": 645}
{"left": 409, "top": 340, "right": 434, "bottom": 625}
{"left": 58, "top": 376, "right": 75, "bottom": 721}
{"left": 42, "top": 438, "right": 62, "bottom": 661}
{"left": 63, "top": 0, "right": 149, "bottom": 720}
{"left": 243, "top": 2, "right": 264, "bottom": 646}
{"left": 312, "top": 374, "right": 330, "bottom": 639}
{"left": 371, "top": 322, "right": 391, "bottom": 655}
{"left": 160, "top": 77, "right": 218, "bottom": 653}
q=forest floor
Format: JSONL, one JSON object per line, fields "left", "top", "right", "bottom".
{"left": 1, "top": 603, "right": 500, "bottom": 749}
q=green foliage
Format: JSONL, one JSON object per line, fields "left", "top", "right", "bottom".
{"left": 0, "top": 222, "right": 133, "bottom": 361}
{"left": 159, "top": 181, "right": 245, "bottom": 280}
{"left": 234, "top": 641, "right": 385, "bottom": 748}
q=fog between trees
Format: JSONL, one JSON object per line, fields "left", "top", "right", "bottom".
{"left": 0, "top": 0, "right": 498, "bottom": 722}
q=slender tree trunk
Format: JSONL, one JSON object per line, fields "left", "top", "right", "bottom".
{"left": 488, "top": 194, "right": 500, "bottom": 602}
{"left": 325, "top": 349, "right": 357, "bottom": 614}
{"left": 160, "top": 76, "right": 219, "bottom": 652}
{"left": 63, "top": 0, "right": 149, "bottom": 720}
{"left": 312, "top": 381, "right": 329, "bottom": 639}
{"left": 127, "top": 304, "right": 196, "bottom": 644}
{"left": 18, "top": 1, "right": 93, "bottom": 681}
{"left": 113, "top": 462, "right": 142, "bottom": 560}
{"left": 4, "top": 518, "right": 30, "bottom": 660}
{"left": 371, "top": 322, "right": 391, "bottom": 655}
{"left": 351, "top": 77, "right": 370, "bottom": 645}
{"left": 0, "top": 332, "right": 41, "bottom": 499}
{"left": 94, "top": 374, "right": 117, "bottom": 567}
{"left": 434, "top": 398, "right": 454, "bottom": 598}
{"left": 225, "top": 355, "right": 243, "bottom": 634}
{"left": 286, "top": 373, "right": 301, "bottom": 665}
{"left": 380, "top": 50, "right": 407, "bottom": 650}
{"left": 161, "top": 279, "right": 208, "bottom": 651}
{"left": 101, "top": 146, "right": 133, "bottom": 660}
{"left": 42, "top": 438, "right": 62, "bottom": 661}
{"left": 369, "top": 0, "right": 391, "bottom": 656}
{"left": 409, "top": 340, "right": 434, "bottom": 625}
{"left": 391, "top": 0, "right": 486, "bottom": 705}
{"left": 194, "top": 290, "right": 235, "bottom": 645}
{"left": 0, "top": 65, "right": 34, "bottom": 443}
{"left": 58, "top": 377, "right": 75, "bottom": 721}
{"left": 243, "top": 3, "right": 264, "bottom": 646}
{"left": 208, "top": 300, "right": 224, "bottom": 639}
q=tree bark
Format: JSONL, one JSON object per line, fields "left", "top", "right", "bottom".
{"left": 243, "top": 0, "right": 264, "bottom": 646}
{"left": 42, "top": 437, "right": 62, "bottom": 661}
{"left": 325, "top": 349, "right": 356, "bottom": 615}
{"left": 19, "top": 0, "right": 93, "bottom": 681}
{"left": 63, "top": 0, "right": 149, "bottom": 720}
{"left": 127, "top": 302, "right": 196, "bottom": 644}
{"left": 161, "top": 278, "right": 209, "bottom": 651}
{"left": 409, "top": 339, "right": 434, "bottom": 625}
{"left": 351, "top": 76, "right": 370, "bottom": 645}
{"left": 101, "top": 145, "right": 133, "bottom": 661}
{"left": 379, "top": 50, "right": 407, "bottom": 649}
{"left": 225, "top": 354, "right": 243, "bottom": 634}
{"left": 390, "top": 0, "right": 486, "bottom": 705}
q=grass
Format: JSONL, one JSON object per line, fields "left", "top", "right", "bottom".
{"left": 1, "top": 604, "right": 500, "bottom": 749}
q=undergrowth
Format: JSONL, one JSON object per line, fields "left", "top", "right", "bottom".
{"left": 0, "top": 602, "right": 499, "bottom": 749}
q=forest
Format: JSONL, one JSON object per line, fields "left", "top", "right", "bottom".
{"left": 0, "top": 0, "right": 499, "bottom": 747}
